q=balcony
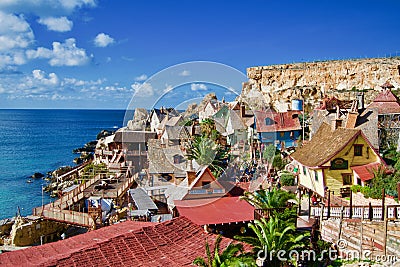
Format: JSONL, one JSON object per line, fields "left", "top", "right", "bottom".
{"left": 254, "top": 208, "right": 287, "bottom": 220}
{"left": 188, "top": 188, "right": 226, "bottom": 195}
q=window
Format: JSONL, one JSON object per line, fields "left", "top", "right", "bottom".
{"left": 265, "top": 118, "right": 274, "bottom": 125}
{"left": 342, "top": 173, "right": 352, "bottom": 185}
{"left": 303, "top": 166, "right": 307, "bottom": 175}
{"left": 354, "top": 144, "right": 363, "bottom": 156}
{"left": 314, "top": 170, "right": 319, "bottom": 181}
{"left": 202, "top": 181, "right": 211, "bottom": 189}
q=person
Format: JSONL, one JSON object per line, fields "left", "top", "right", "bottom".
{"left": 311, "top": 193, "right": 318, "bottom": 205}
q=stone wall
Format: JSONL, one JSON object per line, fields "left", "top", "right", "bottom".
{"left": 242, "top": 58, "right": 400, "bottom": 111}
{"left": 6, "top": 217, "right": 68, "bottom": 247}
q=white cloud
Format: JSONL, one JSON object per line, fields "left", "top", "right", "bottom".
{"left": 94, "top": 33, "right": 114, "bottom": 47}
{"left": 131, "top": 82, "right": 154, "bottom": 97}
{"left": 0, "top": 11, "right": 33, "bottom": 68}
{"left": 0, "top": 0, "right": 96, "bottom": 16}
{"left": 32, "top": 69, "right": 59, "bottom": 85}
{"left": 179, "top": 70, "right": 190, "bottom": 76}
{"left": 26, "top": 38, "right": 90, "bottom": 66}
{"left": 134, "top": 74, "right": 147, "bottom": 81}
{"left": 37, "top": 16, "right": 73, "bottom": 32}
{"left": 191, "top": 83, "right": 208, "bottom": 91}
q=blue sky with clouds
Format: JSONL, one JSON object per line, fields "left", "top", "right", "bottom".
{"left": 1, "top": 0, "right": 400, "bottom": 109}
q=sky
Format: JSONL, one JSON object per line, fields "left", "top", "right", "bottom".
{"left": 0, "top": 0, "right": 400, "bottom": 109}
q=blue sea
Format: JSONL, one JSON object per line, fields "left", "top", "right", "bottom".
{"left": 0, "top": 109, "right": 125, "bottom": 220}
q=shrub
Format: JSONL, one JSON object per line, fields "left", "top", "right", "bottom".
{"left": 351, "top": 184, "right": 362, "bottom": 193}
{"left": 280, "top": 172, "right": 295, "bottom": 186}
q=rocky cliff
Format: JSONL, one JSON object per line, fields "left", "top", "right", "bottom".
{"left": 241, "top": 57, "right": 400, "bottom": 111}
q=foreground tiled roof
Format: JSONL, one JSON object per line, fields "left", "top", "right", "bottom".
{"left": 0, "top": 217, "right": 243, "bottom": 267}
{"left": 291, "top": 122, "right": 360, "bottom": 167}
{"left": 368, "top": 89, "right": 400, "bottom": 114}
{"left": 175, "top": 196, "right": 254, "bottom": 225}
{"left": 0, "top": 220, "right": 153, "bottom": 267}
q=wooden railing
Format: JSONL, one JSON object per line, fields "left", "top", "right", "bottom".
{"left": 311, "top": 205, "right": 400, "bottom": 221}
{"left": 56, "top": 162, "right": 88, "bottom": 182}
{"left": 33, "top": 174, "right": 102, "bottom": 215}
{"left": 39, "top": 207, "right": 94, "bottom": 227}
{"left": 116, "top": 173, "right": 138, "bottom": 198}
{"left": 254, "top": 208, "right": 287, "bottom": 221}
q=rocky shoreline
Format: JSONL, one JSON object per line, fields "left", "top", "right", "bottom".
{"left": 35, "top": 129, "right": 115, "bottom": 198}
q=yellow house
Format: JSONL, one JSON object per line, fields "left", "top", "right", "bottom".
{"left": 291, "top": 122, "right": 384, "bottom": 197}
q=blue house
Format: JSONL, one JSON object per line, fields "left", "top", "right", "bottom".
{"left": 254, "top": 109, "right": 302, "bottom": 150}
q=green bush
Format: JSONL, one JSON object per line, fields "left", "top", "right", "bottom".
{"left": 351, "top": 184, "right": 362, "bottom": 193}
{"left": 280, "top": 172, "right": 295, "bottom": 186}
{"left": 360, "top": 186, "right": 371, "bottom": 197}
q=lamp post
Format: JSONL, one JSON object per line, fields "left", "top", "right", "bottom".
{"left": 42, "top": 184, "right": 44, "bottom": 207}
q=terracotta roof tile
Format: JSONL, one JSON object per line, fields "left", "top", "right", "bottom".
{"left": 175, "top": 196, "right": 254, "bottom": 225}
{"left": 0, "top": 217, "right": 248, "bottom": 267}
{"left": 368, "top": 89, "right": 400, "bottom": 114}
{"left": 255, "top": 110, "right": 301, "bottom": 133}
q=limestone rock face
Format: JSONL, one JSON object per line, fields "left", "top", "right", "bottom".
{"left": 133, "top": 108, "right": 148, "bottom": 122}
{"left": 127, "top": 108, "right": 148, "bottom": 130}
{"left": 182, "top": 103, "right": 198, "bottom": 119}
{"left": 198, "top": 93, "right": 217, "bottom": 111}
{"left": 242, "top": 58, "right": 400, "bottom": 111}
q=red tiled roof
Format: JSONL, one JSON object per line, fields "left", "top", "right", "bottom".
{"left": 351, "top": 162, "right": 384, "bottom": 182}
{"left": 174, "top": 197, "right": 254, "bottom": 225}
{"left": 0, "top": 217, "right": 245, "bottom": 267}
{"left": 255, "top": 110, "right": 301, "bottom": 133}
{"left": 368, "top": 90, "right": 400, "bottom": 114}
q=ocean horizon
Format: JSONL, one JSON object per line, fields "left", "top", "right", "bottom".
{"left": 0, "top": 109, "right": 126, "bottom": 220}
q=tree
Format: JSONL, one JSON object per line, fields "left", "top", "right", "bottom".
{"left": 280, "top": 171, "right": 295, "bottom": 186}
{"left": 240, "top": 188, "right": 297, "bottom": 222}
{"left": 236, "top": 217, "right": 309, "bottom": 267}
{"left": 186, "top": 136, "right": 229, "bottom": 178}
{"left": 262, "top": 144, "right": 276, "bottom": 164}
{"left": 240, "top": 188, "right": 296, "bottom": 210}
{"left": 200, "top": 118, "right": 216, "bottom": 138}
{"left": 193, "top": 235, "right": 257, "bottom": 267}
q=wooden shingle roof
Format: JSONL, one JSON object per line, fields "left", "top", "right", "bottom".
{"left": 291, "top": 123, "right": 360, "bottom": 167}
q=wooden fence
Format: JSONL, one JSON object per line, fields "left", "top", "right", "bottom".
{"left": 311, "top": 205, "right": 400, "bottom": 221}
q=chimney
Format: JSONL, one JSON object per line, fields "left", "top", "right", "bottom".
{"left": 345, "top": 112, "right": 358, "bottom": 129}
{"left": 186, "top": 170, "right": 197, "bottom": 186}
{"left": 279, "top": 113, "right": 285, "bottom": 126}
{"left": 240, "top": 103, "right": 246, "bottom": 117}
{"left": 331, "top": 106, "right": 342, "bottom": 130}
{"left": 345, "top": 100, "right": 358, "bottom": 129}
{"left": 357, "top": 92, "right": 364, "bottom": 110}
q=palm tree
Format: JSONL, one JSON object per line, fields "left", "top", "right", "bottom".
{"left": 186, "top": 136, "right": 229, "bottom": 178}
{"left": 240, "top": 188, "right": 298, "bottom": 222}
{"left": 236, "top": 217, "right": 309, "bottom": 267}
{"left": 193, "top": 235, "right": 257, "bottom": 267}
{"left": 240, "top": 188, "right": 297, "bottom": 209}
{"left": 200, "top": 118, "right": 216, "bottom": 138}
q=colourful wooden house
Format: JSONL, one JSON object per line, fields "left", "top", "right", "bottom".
{"left": 291, "top": 122, "right": 385, "bottom": 197}
{"left": 255, "top": 109, "right": 302, "bottom": 150}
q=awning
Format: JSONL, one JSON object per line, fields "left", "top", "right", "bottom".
{"left": 351, "top": 162, "right": 382, "bottom": 182}
{"left": 129, "top": 188, "right": 158, "bottom": 211}
{"left": 174, "top": 196, "right": 254, "bottom": 225}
